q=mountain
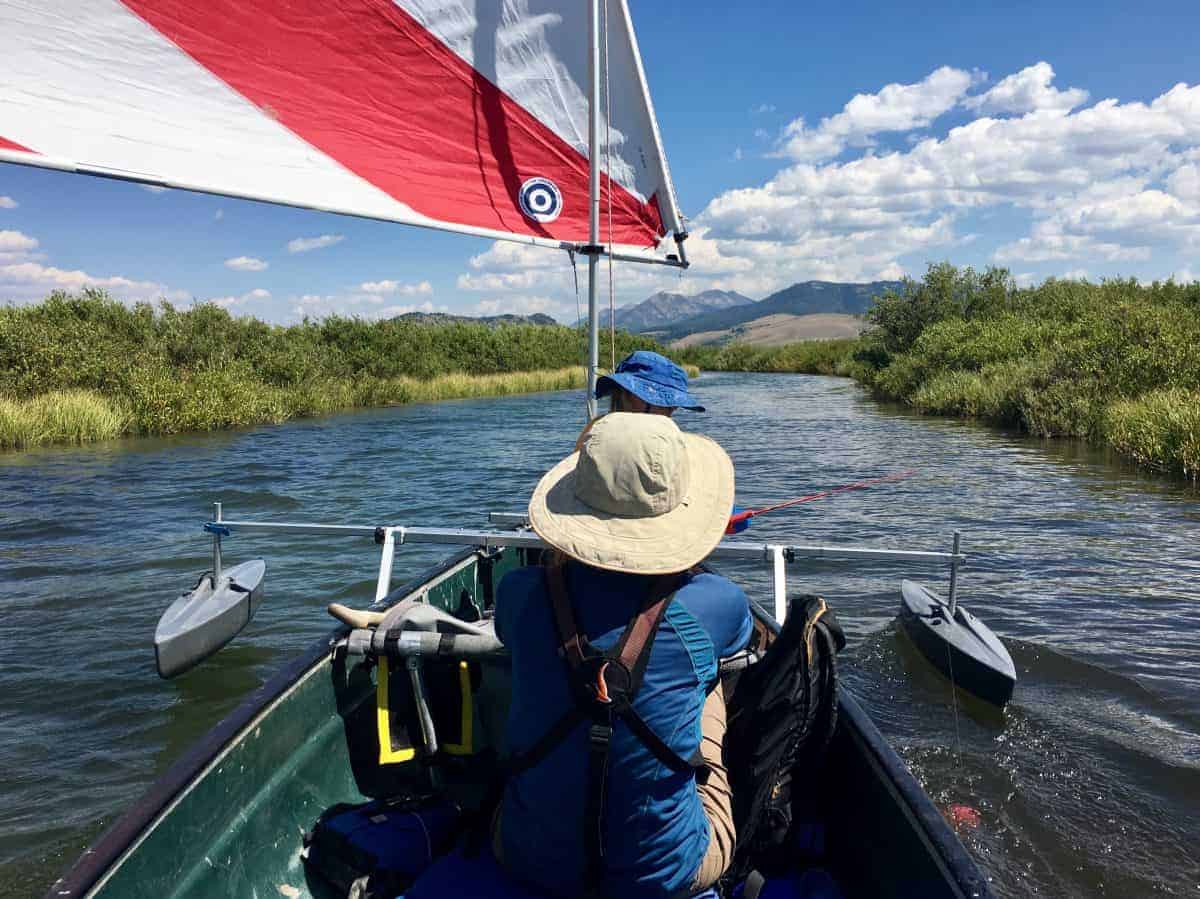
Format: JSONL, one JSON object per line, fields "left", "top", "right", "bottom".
{"left": 394, "top": 311, "right": 558, "bottom": 327}
{"left": 658, "top": 280, "right": 902, "bottom": 341}
{"left": 612, "top": 289, "right": 754, "bottom": 333}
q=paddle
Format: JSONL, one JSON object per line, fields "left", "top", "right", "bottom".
{"left": 327, "top": 603, "right": 386, "bottom": 629}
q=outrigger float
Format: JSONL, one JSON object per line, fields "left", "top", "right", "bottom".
{"left": 51, "top": 510, "right": 995, "bottom": 898}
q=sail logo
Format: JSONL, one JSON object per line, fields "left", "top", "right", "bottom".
{"left": 519, "top": 177, "right": 562, "bottom": 223}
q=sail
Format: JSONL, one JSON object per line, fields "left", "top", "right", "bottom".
{"left": 0, "top": 0, "right": 683, "bottom": 256}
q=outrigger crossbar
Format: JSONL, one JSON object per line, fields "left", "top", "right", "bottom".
{"left": 205, "top": 513, "right": 968, "bottom": 624}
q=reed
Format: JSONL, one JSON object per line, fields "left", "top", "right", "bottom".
{"left": 1103, "top": 389, "right": 1200, "bottom": 480}
{"left": 0, "top": 389, "right": 129, "bottom": 449}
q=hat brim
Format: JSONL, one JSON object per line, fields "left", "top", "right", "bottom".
{"left": 528, "top": 433, "right": 734, "bottom": 575}
{"left": 596, "top": 372, "right": 705, "bottom": 412}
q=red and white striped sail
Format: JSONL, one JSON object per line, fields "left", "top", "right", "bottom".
{"left": 0, "top": 0, "right": 683, "bottom": 256}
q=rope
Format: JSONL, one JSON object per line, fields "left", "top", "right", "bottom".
{"left": 602, "top": 0, "right": 616, "bottom": 372}
{"left": 945, "top": 630, "right": 963, "bottom": 770}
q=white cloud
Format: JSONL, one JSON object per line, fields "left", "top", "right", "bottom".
{"left": 206, "top": 287, "right": 271, "bottom": 309}
{"left": 0, "top": 229, "right": 38, "bottom": 262}
{"left": 779, "top": 66, "right": 981, "bottom": 162}
{"left": 964, "top": 62, "right": 1088, "bottom": 115}
{"left": 750, "top": 103, "right": 776, "bottom": 115}
{"left": 142, "top": 185, "right": 169, "bottom": 194}
{"left": 285, "top": 289, "right": 445, "bottom": 322}
{"left": 358, "top": 279, "right": 433, "bottom": 295}
{"left": 454, "top": 67, "right": 1200, "bottom": 304}
{"left": 224, "top": 255, "right": 269, "bottom": 271}
{"left": 1173, "top": 267, "right": 1196, "bottom": 282}
{"left": 472, "top": 295, "right": 565, "bottom": 319}
{"left": 0, "top": 196, "right": 17, "bottom": 209}
{"left": 287, "top": 234, "right": 344, "bottom": 254}
{"left": 214, "top": 209, "right": 224, "bottom": 221}
{"left": 733, "top": 147, "right": 744, "bottom": 162}
{"left": 0, "top": 260, "right": 170, "bottom": 302}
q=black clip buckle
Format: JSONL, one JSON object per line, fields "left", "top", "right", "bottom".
{"left": 588, "top": 722, "right": 612, "bottom": 752}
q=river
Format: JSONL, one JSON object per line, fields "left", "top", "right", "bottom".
{"left": 2, "top": 372, "right": 1198, "bottom": 897}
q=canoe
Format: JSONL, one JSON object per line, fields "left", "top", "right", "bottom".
{"left": 47, "top": 546, "right": 994, "bottom": 899}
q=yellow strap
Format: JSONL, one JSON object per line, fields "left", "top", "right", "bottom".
{"left": 376, "top": 661, "right": 416, "bottom": 764}
{"left": 441, "top": 661, "right": 475, "bottom": 756}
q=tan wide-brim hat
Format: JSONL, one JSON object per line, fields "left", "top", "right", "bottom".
{"left": 529, "top": 412, "right": 735, "bottom": 575}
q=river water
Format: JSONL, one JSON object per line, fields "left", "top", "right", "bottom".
{"left": 2, "top": 373, "right": 1198, "bottom": 897}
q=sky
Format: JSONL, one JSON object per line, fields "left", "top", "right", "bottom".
{"left": 2, "top": 0, "right": 1199, "bottom": 324}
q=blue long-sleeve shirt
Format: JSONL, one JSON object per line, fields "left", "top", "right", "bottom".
{"left": 495, "top": 561, "right": 752, "bottom": 899}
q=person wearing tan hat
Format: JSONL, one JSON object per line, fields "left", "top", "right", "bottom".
{"left": 492, "top": 412, "right": 751, "bottom": 898}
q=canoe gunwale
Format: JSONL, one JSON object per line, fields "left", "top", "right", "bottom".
{"left": 45, "top": 547, "right": 481, "bottom": 899}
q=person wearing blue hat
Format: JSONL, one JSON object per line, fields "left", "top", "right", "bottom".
{"left": 574, "top": 351, "right": 703, "bottom": 452}
{"left": 597, "top": 350, "right": 705, "bottom": 415}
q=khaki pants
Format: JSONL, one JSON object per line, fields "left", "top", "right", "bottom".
{"left": 690, "top": 680, "right": 736, "bottom": 891}
{"left": 493, "top": 682, "right": 737, "bottom": 891}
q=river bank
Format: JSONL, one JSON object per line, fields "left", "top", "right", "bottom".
{"left": 0, "top": 292, "right": 667, "bottom": 450}
{"left": 680, "top": 266, "right": 1200, "bottom": 480}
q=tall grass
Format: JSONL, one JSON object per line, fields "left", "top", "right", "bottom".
{"left": 0, "top": 389, "right": 128, "bottom": 449}
{"left": 0, "top": 292, "right": 670, "bottom": 450}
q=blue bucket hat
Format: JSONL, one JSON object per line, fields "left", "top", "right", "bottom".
{"left": 595, "top": 350, "right": 704, "bottom": 412}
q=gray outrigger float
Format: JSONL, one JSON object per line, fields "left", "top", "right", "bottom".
{"left": 48, "top": 514, "right": 995, "bottom": 899}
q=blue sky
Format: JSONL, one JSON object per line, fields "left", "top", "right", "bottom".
{"left": 2, "top": 0, "right": 1199, "bottom": 323}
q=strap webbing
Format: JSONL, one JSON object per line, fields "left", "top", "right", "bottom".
{"left": 535, "top": 561, "right": 709, "bottom": 890}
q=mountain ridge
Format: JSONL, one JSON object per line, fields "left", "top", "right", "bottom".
{"left": 656, "top": 279, "right": 902, "bottom": 341}
{"left": 608, "top": 288, "right": 754, "bottom": 333}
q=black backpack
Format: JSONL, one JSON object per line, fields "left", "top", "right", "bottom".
{"left": 722, "top": 595, "right": 845, "bottom": 886}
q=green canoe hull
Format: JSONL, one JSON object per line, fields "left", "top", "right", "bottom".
{"left": 48, "top": 547, "right": 991, "bottom": 899}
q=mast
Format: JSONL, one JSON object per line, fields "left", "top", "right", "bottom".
{"left": 586, "top": 0, "right": 603, "bottom": 421}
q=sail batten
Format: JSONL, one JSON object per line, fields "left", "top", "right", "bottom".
{"left": 0, "top": 0, "right": 684, "bottom": 260}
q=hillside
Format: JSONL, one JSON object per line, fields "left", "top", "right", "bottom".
{"left": 671, "top": 313, "right": 865, "bottom": 348}
{"left": 611, "top": 289, "right": 754, "bottom": 333}
{"left": 659, "top": 280, "right": 901, "bottom": 341}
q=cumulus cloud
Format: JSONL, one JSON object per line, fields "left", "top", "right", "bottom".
{"left": 457, "top": 65, "right": 1200, "bottom": 304}
{"left": 0, "top": 261, "right": 171, "bottom": 302}
{"left": 359, "top": 279, "right": 433, "bottom": 295}
{"left": 964, "top": 62, "right": 1088, "bottom": 115}
{"left": 224, "top": 255, "right": 269, "bottom": 271}
{"left": 287, "top": 234, "right": 344, "bottom": 253}
{"left": 0, "top": 196, "right": 17, "bottom": 209}
{"left": 206, "top": 287, "right": 272, "bottom": 308}
{"left": 779, "top": 66, "right": 982, "bottom": 162}
{"left": 0, "top": 229, "right": 38, "bottom": 262}
{"left": 285, "top": 288, "right": 445, "bottom": 322}
{"left": 473, "top": 295, "right": 566, "bottom": 319}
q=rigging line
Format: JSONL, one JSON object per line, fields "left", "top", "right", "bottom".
{"left": 602, "top": 0, "right": 616, "bottom": 372}
{"left": 568, "top": 249, "right": 584, "bottom": 391}
{"left": 945, "top": 631, "right": 963, "bottom": 771}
